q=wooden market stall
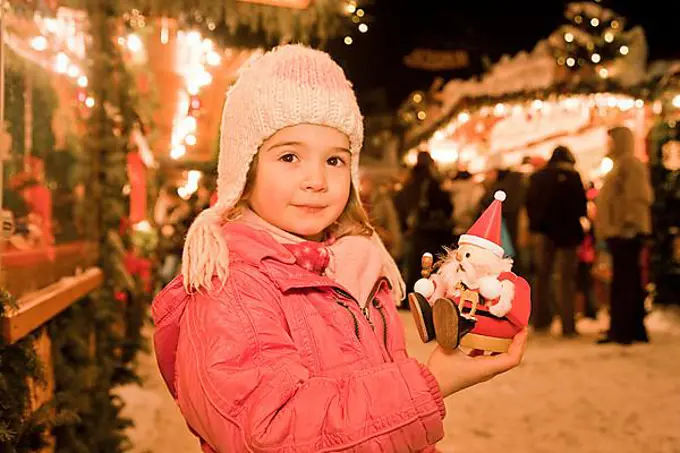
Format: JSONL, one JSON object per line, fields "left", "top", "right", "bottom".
{"left": 399, "top": 3, "right": 654, "bottom": 185}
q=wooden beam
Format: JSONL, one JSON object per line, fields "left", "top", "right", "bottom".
{"left": 236, "top": 0, "right": 312, "bottom": 9}
{"left": 1, "top": 267, "right": 103, "bottom": 344}
{"left": 1, "top": 242, "right": 98, "bottom": 299}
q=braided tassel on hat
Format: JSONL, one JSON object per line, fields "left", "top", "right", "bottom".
{"left": 181, "top": 207, "right": 230, "bottom": 291}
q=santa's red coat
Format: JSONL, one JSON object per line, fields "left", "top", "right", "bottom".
{"left": 455, "top": 272, "right": 531, "bottom": 339}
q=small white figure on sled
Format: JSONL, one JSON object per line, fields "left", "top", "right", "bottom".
{"left": 409, "top": 191, "right": 531, "bottom": 353}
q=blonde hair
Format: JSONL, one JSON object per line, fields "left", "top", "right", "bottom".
{"left": 223, "top": 153, "right": 374, "bottom": 239}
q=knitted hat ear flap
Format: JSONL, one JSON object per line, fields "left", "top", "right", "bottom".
{"left": 181, "top": 206, "right": 230, "bottom": 292}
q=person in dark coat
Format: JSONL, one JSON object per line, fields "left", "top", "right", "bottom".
{"left": 526, "top": 146, "right": 587, "bottom": 336}
{"left": 394, "top": 151, "right": 454, "bottom": 294}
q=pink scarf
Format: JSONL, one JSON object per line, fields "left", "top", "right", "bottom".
{"left": 237, "top": 209, "right": 404, "bottom": 307}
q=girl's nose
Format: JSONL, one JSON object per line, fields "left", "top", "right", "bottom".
{"left": 303, "top": 164, "right": 327, "bottom": 192}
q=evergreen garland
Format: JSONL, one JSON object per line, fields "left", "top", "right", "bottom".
{"left": 48, "top": 297, "right": 133, "bottom": 453}
{"left": 29, "top": 71, "right": 58, "bottom": 161}
{"left": 2, "top": 62, "right": 25, "bottom": 176}
{"left": 2, "top": 2, "right": 149, "bottom": 452}
{"left": 2, "top": 52, "right": 60, "bottom": 174}
{"left": 49, "top": 0, "right": 145, "bottom": 450}
{"left": 61, "top": 0, "right": 356, "bottom": 48}
{"left": 0, "top": 289, "right": 51, "bottom": 453}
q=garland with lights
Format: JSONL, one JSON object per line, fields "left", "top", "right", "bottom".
{"left": 2, "top": 2, "right": 149, "bottom": 451}
{"left": 0, "top": 4, "right": 151, "bottom": 453}
{"left": 57, "top": 3, "right": 146, "bottom": 449}
{"left": 403, "top": 77, "right": 654, "bottom": 151}
{"left": 58, "top": 0, "right": 365, "bottom": 48}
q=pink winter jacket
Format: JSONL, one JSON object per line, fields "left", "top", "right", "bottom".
{"left": 152, "top": 223, "right": 446, "bottom": 452}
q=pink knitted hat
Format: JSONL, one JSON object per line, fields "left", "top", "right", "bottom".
{"left": 182, "top": 44, "right": 365, "bottom": 291}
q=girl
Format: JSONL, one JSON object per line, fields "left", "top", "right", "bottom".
{"left": 152, "top": 45, "right": 526, "bottom": 453}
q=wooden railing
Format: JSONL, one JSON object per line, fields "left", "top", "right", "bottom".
{"left": 1, "top": 242, "right": 104, "bottom": 453}
{"left": 2, "top": 267, "right": 103, "bottom": 344}
{"left": 1, "top": 242, "right": 98, "bottom": 299}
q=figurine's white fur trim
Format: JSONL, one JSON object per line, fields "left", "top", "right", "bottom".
{"left": 490, "top": 279, "right": 515, "bottom": 317}
{"left": 459, "top": 234, "right": 504, "bottom": 257}
{"left": 414, "top": 278, "right": 435, "bottom": 298}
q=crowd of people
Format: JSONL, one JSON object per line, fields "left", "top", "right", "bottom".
{"left": 360, "top": 125, "right": 653, "bottom": 346}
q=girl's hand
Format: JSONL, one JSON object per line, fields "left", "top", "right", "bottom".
{"left": 426, "top": 328, "right": 527, "bottom": 398}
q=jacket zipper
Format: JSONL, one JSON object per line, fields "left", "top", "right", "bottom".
{"left": 335, "top": 300, "right": 360, "bottom": 340}
{"left": 372, "top": 298, "right": 393, "bottom": 361}
{"left": 333, "top": 279, "right": 392, "bottom": 359}
{"left": 333, "top": 280, "right": 383, "bottom": 327}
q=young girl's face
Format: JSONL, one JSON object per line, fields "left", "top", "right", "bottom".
{"left": 249, "top": 124, "right": 352, "bottom": 241}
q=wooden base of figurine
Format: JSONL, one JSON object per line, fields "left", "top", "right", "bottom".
{"left": 459, "top": 332, "right": 512, "bottom": 353}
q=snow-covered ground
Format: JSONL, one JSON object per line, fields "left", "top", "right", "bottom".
{"left": 119, "top": 306, "right": 680, "bottom": 453}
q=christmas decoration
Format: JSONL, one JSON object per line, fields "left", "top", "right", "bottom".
{"left": 400, "top": 1, "right": 656, "bottom": 169}
{"left": 0, "top": 289, "right": 53, "bottom": 453}
{"left": 133, "top": 0, "right": 368, "bottom": 48}
{"left": 547, "top": 2, "right": 647, "bottom": 86}
{"left": 1, "top": 1, "right": 150, "bottom": 452}
{"left": 549, "top": 3, "right": 627, "bottom": 70}
{"left": 397, "top": 90, "right": 429, "bottom": 129}
{"left": 408, "top": 191, "right": 531, "bottom": 353}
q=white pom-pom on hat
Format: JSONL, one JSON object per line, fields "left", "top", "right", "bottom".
{"left": 494, "top": 190, "right": 507, "bottom": 202}
{"left": 414, "top": 278, "right": 435, "bottom": 298}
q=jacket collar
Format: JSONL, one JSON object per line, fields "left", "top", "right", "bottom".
{"left": 224, "top": 222, "right": 297, "bottom": 267}
{"left": 224, "top": 222, "right": 392, "bottom": 304}
{"left": 224, "top": 223, "right": 342, "bottom": 292}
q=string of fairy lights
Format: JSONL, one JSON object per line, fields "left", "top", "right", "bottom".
{"left": 342, "top": 1, "right": 369, "bottom": 46}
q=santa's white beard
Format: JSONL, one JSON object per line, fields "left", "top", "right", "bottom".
{"left": 440, "top": 259, "right": 477, "bottom": 293}
{"left": 439, "top": 258, "right": 503, "bottom": 300}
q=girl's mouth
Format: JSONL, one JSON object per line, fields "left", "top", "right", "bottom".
{"left": 294, "top": 205, "right": 326, "bottom": 214}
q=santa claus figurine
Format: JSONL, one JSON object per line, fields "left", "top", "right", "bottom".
{"left": 408, "top": 190, "right": 531, "bottom": 353}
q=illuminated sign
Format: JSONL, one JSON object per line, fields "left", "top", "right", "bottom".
{"left": 236, "top": 0, "right": 312, "bottom": 9}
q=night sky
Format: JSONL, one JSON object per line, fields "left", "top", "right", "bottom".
{"left": 325, "top": 0, "right": 679, "bottom": 114}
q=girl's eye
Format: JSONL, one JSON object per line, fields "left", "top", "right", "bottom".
{"left": 465, "top": 252, "right": 471, "bottom": 258}
{"left": 327, "top": 156, "right": 346, "bottom": 167}
{"left": 279, "top": 153, "right": 297, "bottom": 163}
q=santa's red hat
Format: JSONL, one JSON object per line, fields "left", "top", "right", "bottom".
{"left": 459, "top": 190, "right": 506, "bottom": 257}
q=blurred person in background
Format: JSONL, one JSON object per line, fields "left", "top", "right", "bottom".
{"left": 190, "top": 176, "right": 216, "bottom": 221}
{"left": 394, "top": 151, "right": 454, "bottom": 293}
{"left": 478, "top": 160, "right": 526, "bottom": 269}
{"left": 526, "top": 146, "right": 587, "bottom": 337}
{"left": 447, "top": 169, "right": 485, "bottom": 242}
{"left": 155, "top": 185, "right": 192, "bottom": 284}
{"left": 360, "top": 172, "right": 403, "bottom": 261}
{"left": 595, "top": 126, "right": 653, "bottom": 345}
{"left": 576, "top": 184, "right": 599, "bottom": 320}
